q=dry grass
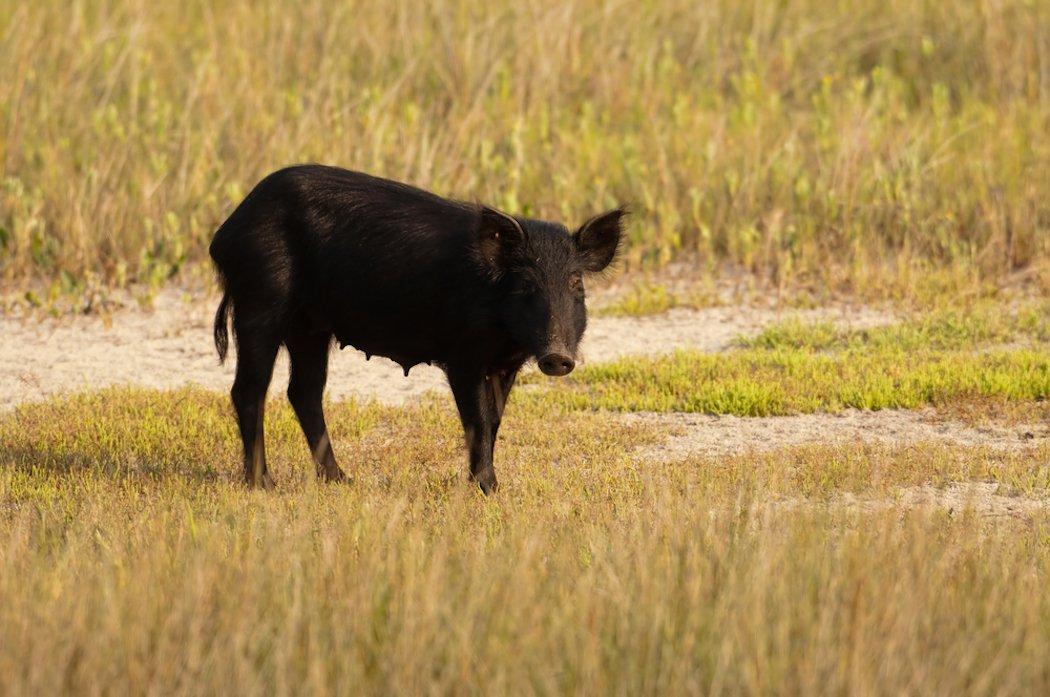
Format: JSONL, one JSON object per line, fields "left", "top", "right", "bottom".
{"left": 1, "top": 0, "right": 1048, "bottom": 306}
{"left": 1, "top": 388, "right": 1049, "bottom": 694}
{"left": 594, "top": 278, "right": 722, "bottom": 317}
{"left": 930, "top": 396, "right": 1050, "bottom": 429}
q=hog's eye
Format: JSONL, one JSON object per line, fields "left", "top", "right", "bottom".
{"left": 569, "top": 276, "right": 583, "bottom": 290}
{"left": 513, "top": 279, "right": 540, "bottom": 298}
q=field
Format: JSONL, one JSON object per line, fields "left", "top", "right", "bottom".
{"left": 2, "top": 299, "right": 1048, "bottom": 694}
{"left": 1, "top": 0, "right": 1049, "bottom": 695}
{"left": 1, "top": 0, "right": 1048, "bottom": 306}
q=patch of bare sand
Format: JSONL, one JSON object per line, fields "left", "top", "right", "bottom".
{"left": 0, "top": 289, "right": 447, "bottom": 411}
{"left": 0, "top": 288, "right": 894, "bottom": 410}
{"left": 840, "top": 482, "right": 1050, "bottom": 518}
{"left": 625, "top": 408, "right": 1047, "bottom": 462}
{"left": 580, "top": 304, "right": 891, "bottom": 360}
{"left": 771, "top": 483, "right": 1050, "bottom": 520}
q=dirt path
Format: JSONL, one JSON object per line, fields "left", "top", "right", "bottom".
{"left": 0, "top": 287, "right": 891, "bottom": 410}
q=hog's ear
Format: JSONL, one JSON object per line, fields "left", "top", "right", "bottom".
{"left": 475, "top": 206, "right": 526, "bottom": 270}
{"left": 574, "top": 208, "right": 626, "bottom": 273}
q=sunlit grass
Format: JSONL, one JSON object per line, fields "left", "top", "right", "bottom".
{"left": 595, "top": 279, "right": 720, "bottom": 317}
{"left": 3, "top": 0, "right": 1049, "bottom": 684}
{"left": 539, "top": 302, "right": 1050, "bottom": 415}
{"left": 1, "top": 388, "right": 1048, "bottom": 694}
{"left": 7, "top": 387, "right": 1042, "bottom": 501}
{"left": 1, "top": 0, "right": 1047, "bottom": 306}
{"left": 671, "top": 441, "right": 1049, "bottom": 500}
{"left": 931, "top": 395, "right": 1050, "bottom": 429}
{"left": 738, "top": 300, "right": 1050, "bottom": 351}
{"left": 0, "top": 388, "right": 661, "bottom": 491}
{"left": 534, "top": 347, "right": 1048, "bottom": 415}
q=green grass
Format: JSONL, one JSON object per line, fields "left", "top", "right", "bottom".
{"left": 537, "top": 303, "right": 1050, "bottom": 415}
{"left": 1, "top": 0, "right": 1048, "bottom": 305}
{"left": 532, "top": 347, "right": 1048, "bottom": 415}
{"left": 1, "top": 388, "right": 1049, "bottom": 694}
{"left": 738, "top": 301, "right": 1050, "bottom": 351}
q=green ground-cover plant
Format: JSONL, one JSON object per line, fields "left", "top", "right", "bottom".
{"left": 533, "top": 347, "right": 1049, "bottom": 415}
{"left": 738, "top": 300, "right": 1050, "bottom": 351}
{"left": 538, "top": 302, "right": 1050, "bottom": 415}
{"left": 1, "top": 0, "right": 1047, "bottom": 305}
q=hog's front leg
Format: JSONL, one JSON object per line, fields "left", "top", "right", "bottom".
{"left": 489, "top": 368, "right": 518, "bottom": 425}
{"left": 447, "top": 364, "right": 499, "bottom": 494}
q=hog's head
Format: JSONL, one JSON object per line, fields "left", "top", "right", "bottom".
{"left": 474, "top": 206, "right": 626, "bottom": 375}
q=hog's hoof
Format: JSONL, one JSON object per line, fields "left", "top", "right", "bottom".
{"left": 474, "top": 471, "right": 499, "bottom": 496}
{"left": 246, "top": 471, "right": 276, "bottom": 490}
{"left": 319, "top": 467, "right": 349, "bottom": 484}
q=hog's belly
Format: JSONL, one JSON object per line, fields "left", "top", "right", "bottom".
{"left": 331, "top": 316, "right": 441, "bottom": 377}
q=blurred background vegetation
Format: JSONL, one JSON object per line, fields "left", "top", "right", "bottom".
{"left": 0, "top": 0, "right": 1047, "bottom": 303}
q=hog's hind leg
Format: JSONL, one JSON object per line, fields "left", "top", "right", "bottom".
{"left": 286, "top": 328, "right": 346, "bottom": 482}
{"left": 231, "top": 316, "right": 281, "bottom": 489}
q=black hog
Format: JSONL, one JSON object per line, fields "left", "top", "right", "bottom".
{"left": 209, "top": 165, "right": 624, "bottom": 493}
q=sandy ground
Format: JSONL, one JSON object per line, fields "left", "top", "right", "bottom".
{"left": 0, "top": 287, "right": 892, "bottom": 411}
{"left": 845, "top": 483, "right": 1050, "bottom": 518}
{"left": 774, "top": 483, "right": 1050, "bottom": 519}
{"left": 625, "top": 409, "right": 1046, "bottom": 462}
{"left": 624, "top": 410, "right": 1048, "bottom": 519}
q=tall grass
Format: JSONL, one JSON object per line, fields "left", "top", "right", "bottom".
{"left": 1, "top": 0, "right": 1047, "bottom": 300}
{"left": 1, "top": 389, "right": 1048, "bottom": 694}
{"left": 4, "top": 476, "right": 1047, "bottom": 695}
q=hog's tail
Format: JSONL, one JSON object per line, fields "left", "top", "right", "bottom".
{"left": 213, "top": 286, "right": 232, "bottom": 365}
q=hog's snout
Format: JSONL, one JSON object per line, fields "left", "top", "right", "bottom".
{"left": 538, "top": 353, "right": 575, "bottom": 376}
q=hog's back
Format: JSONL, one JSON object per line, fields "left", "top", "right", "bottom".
{"left": 282, "top": 166, "right": 490, "bottom": 368}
